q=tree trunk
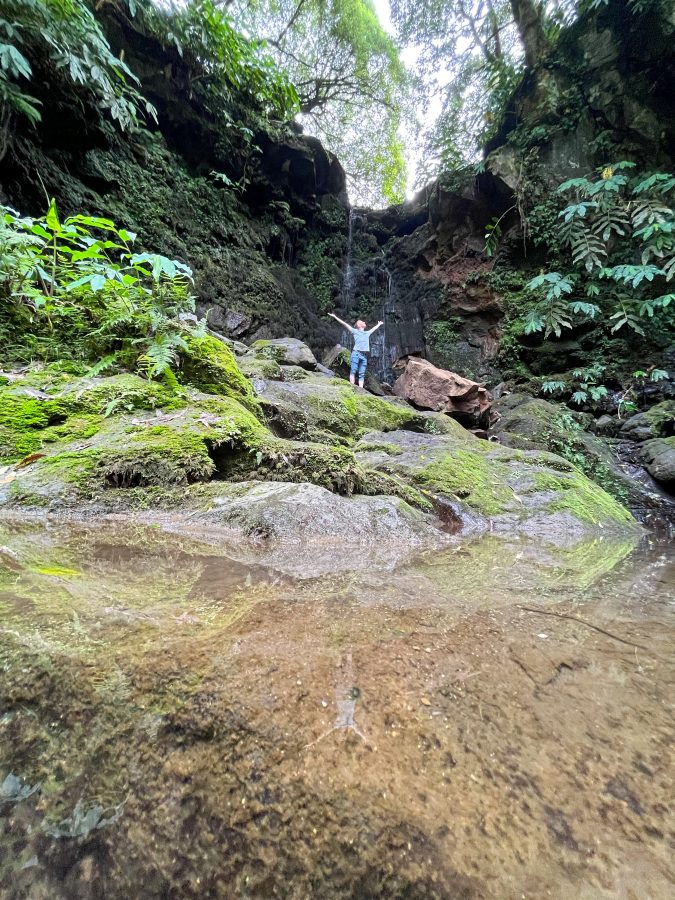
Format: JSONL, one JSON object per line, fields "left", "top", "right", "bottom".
{"left": 510, "top": 0, "right": 547, "bottom": 69}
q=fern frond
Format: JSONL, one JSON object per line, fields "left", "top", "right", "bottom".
{"left": 631, "top": 200, "right": 671, "bottom": 228}
{"left": 591, "top": 208, "right": 630, "bottom": 242}
{"left": 85, "top": 353, "right": 120, "bottom": 377}
{"left": 571, "top": 232, "right": 606, "bottom": 272}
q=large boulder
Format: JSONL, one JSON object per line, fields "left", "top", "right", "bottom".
{"left": 619, "top": 401, "right": 675, "bottom": 442}
{"left": 392, "top": 357, "right": 491, "bottom": 426}
{"left": 252, "top": 370, "right": 416, "bottom": 444}
{"left": 491, "top": 392, "right": 674, "bottom": 524}
{"left": 188, "top": 481, "right": 449, "bottom": 576}
{"left": 251, "top": 338, "right": 318, "bottom": 370}
{"left": 354, "top": 424, "right": 638, "bottom": 540}
{"left": 640, "top": 438, "right": 675, "bottom": 490}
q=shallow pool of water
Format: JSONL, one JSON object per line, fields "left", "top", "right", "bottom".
{"left": 0, "top": 517, "right": 673, "bottom": 898}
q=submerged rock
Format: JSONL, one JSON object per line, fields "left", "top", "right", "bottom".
{"left": 392, "top": 357, "right": 491, "bottom": 426}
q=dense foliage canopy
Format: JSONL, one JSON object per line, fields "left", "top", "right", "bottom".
{"left": 231, "top": 1, "right": 411, "bottom": 205}
{"left": 0, "top": 1, "right": 298, "bottom": 158}
{"left": 390, "top": 0, "right": 670, "bottom": 184}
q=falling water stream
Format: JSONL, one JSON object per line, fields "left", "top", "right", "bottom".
{"left": 340, "top": 209, "right": 393, "bottom": 383}
{"left": 0, "top": 515, "right": 673, "bottom": 898}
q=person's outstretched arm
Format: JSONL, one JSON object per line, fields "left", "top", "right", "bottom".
{"left": 368, "top": 321, "right": 384, "bottom": 334}
{"left": 328, "top": 312, "right": 352, "bottom": 330}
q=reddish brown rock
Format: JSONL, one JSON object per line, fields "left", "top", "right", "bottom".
{"left": 392, "top": 357, "right": 491, "bottom": 424}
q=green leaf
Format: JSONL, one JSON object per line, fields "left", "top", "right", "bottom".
{"left": 0, "top": 42, "right": 32, "bottom": 79}
{"left": 569, "top": 301, "right": 599, "bottom": 317}
{"left": 541, "top": 380, "right": 565, "bottom": 395}
{"left": 650, "top": 369, "right": 669, "bottom": 382}
{"left": 557, "top": 177, "right": 591, "bottom": 194}
{"left": 89, "top": 274, "right": 107, "bottom": 292}
{"left": 589, "top": 385, "right": 608, "bottom": 401}
{"left": 523, "top": 309, "right": 545, "bottom": 334}
{"left": 66, "top": 214, "right": 116, "bottom": 230}
{"left": 633, "top": 173, "right": 675, "bottom": 195}
{"left": 45, "top": 198, "right": 61, "bottom": 233}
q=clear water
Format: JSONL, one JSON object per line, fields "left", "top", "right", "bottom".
{"left": 0, "top": 517, "right": 673, "bottom": 898}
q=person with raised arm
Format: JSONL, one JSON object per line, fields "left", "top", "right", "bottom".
{"left": 328, "top": 313, "right": 383, "bottom": 388}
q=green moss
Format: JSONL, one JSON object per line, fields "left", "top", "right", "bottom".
{"left": 43, "top": 415, "right": 103, "bottom": 444}
{"left": 532, "top": 471, "right": 635, "bottom": 525}
{"left": 362, "top": 472, "right": 434, "bottom": 511}
{"left": 57, "top": 374, "right": 180, "bottom": 415}
{"left": 309, "top": 389, "right": 413, "bottom": 441}
{"left": 417, "top": 450, "right": 514, "bottom": 516}
{"left": 222, "top": 437, "right": 367, "bottom": 496}
{"left": 644, "top": 400, "right": 675, "bottom": 432}
{"left": 190, "top": 396, "right": 267, "bottom": 446}
{"left": 0, "top": 374, "right": 182, "bottom": 463}
{"left": 99, "top": 427, "right": 215, "bottom": 488}
{"left": 0, "top": 395, "right": 68, "bottom": 460}
{"left": 237, "top": 353, "right": 283, "bottom": 380}
{"left": 250, "top": 340, "right": 286, "bottom": 362}
{"left": 36, "top": 567, "right": 81, "bottom": 577}
{"left": 180, "top": 335, "right": 261, "bottom": 415}
{"left": 281, "top": 366, "right": 310, "bottom": 382}
{"left": 357, "top": 442, "right": 404, "bottom": 456}
{"left": 8, "top": 450, "right": 99, "bottom": 506}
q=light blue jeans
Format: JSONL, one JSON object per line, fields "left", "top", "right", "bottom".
{"left": 350, "top": 350, "right": 368, "bottom": 380}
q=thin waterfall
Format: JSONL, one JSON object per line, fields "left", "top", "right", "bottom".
{"left": 372, "top": 253, "right": 394, "bottom": 384}
{"left": 339, "top": 210, "right": 394, "bottom": 383}
{"left": 342, "top": 208, "right": 356, "bottom": 304}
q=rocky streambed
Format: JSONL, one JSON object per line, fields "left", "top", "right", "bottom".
{"left": 0, "top": 516, "right": 673, "bottom": 899}
{"left": 1, "top": 333, "right": 674, "bottom": 898}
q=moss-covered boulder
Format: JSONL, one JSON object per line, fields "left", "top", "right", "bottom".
{"left": 490, "top": 392, "right": 670, "bottom": 518}
{"left": 620, "top": 401, "right": 675, "bottom": 442}
{"left": 355, "top": 427, "right": 638, "bottom": 537}
{"left": 251, "top": 338, "right": 318, "bottom": 369}
{"left": 179, "top": 334, "right": 261, "bottom": 414}
{"left": 0, "top": 372, "right": 179, "bottom": 463}
{"left": 2, "top": 395, "right": 267, "bottom": 507}
{"left": 0, "top": 366, "right": 640, "bottom": 539}
{"left": 254, "top": 371, "right": 417, "bottom": 444}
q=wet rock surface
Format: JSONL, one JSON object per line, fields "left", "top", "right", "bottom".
{"left": 0, "top": 520, "right": 672, "bottom": 899}
{"left": 640, "top": 437, "right": 675, "bottom": 489}
{"left": 184, "top": 481, "right": 450, "bottom": 576}
{"left": 354, "top": 427, "right": 638, "bottom": 538}
{"left": 0, "top": 355, "right": 644, "bottom": 539}
{"left": 491, "top": 392, "right": 675, "bottom": 527}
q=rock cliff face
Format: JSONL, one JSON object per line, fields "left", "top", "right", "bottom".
{"left": 329, "top": 175, "right": 514, "bottom": 385}
{"left": 0, "top": 6, "right": 349, "bottom": 353}
{"left": 2, "top": 2, "right": 672, "bottom": 385}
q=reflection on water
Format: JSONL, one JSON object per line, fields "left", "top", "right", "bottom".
{"left": 0, "top": 517, "right": 673, "bottom": 898}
